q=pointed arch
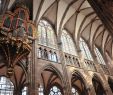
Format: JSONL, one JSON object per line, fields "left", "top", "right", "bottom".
{"left": 108, "top": 77, "right": 113, "bottom": 93}
{"left": 92, "top": 74, "right": 106, "bottom": 95}
{"left": 71, "top": 70, "right": 88, "bottom": 95}
{"left": 39, "top": 64, "right": 64, "bottom": 95}
{"left": 40, "top": 64, "right": 63, "bottom": 83}
{"left": 71, "top": 70, "right": 88, "bottom": 88}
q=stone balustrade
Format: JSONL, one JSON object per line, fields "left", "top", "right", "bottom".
{"left": 37, "top": 44, "right": 110, "bottom": 75}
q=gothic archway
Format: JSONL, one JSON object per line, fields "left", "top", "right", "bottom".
{"left": 71, "top": 71, "right": 88, "bottom": 95}
{"left": 40, "top": 65, "right": 64, "bottom": 95}
{"left": 92, "top": 75, "right": 106, "bottom": 95}
{"left": 108, "top": 77, "right": 113, "bottom": 93}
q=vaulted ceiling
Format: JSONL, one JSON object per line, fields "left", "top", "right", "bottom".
{"left": 1, "top": 0, "right": 113, "bottom": 60}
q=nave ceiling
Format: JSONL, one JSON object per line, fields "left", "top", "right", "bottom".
{"left": 0, "top": 0, "right": 113, "bottom": 60}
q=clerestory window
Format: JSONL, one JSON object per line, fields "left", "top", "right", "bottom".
{"left": 38, "top": 20, "right": 56, "bottom": 49}
{"left": 61, "top": 30, "right": 77, "bottom": 56}
{"left": 79, "top": 38, "right": 93, "bottom": 61}
{"left": 94, "top": 46, "right": 106, "bottom": 65}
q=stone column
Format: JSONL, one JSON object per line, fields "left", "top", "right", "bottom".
{"left": 77, "top": 49, "right": 86, "bottom": 69}
{"left": 57, "top": 40, "right": 72, "bottom": 95}
{"left": 92, "top": 52, "right": 105, "bottom": 75}
{"left": 28, "top": 39, "right": 38, "bottom": 95}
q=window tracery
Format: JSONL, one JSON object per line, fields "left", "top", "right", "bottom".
{"left": 61, "top": 30, "right": 77, "bottom": 56}
{"left": 49, "top": 86, "right": 62, "bottom": 95}
{"left": 37, "top": 47, "right": 58, "bottom": 62}
{"left": 94, "top": 46, "right": 106, "bottom": 65}
{"left": 79, "top": 38, "right": 93, "bottom": 61}
{"left": 38, "top": 20, "right": 56, "bottom": 49}
{"left": 0, "top": 76, "right": 14, "bottom": 95}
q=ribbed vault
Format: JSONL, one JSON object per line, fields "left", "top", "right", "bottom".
{"left": 1, "top": 0, "right": 113, "bottom": 59}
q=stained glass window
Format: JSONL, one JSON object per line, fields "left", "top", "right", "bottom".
{"left": 0, "top": 76, "right": 14, "bottom": 95}
{"left": 72, "top": 87, "right": 79, "bottom": 95}
{"left": 49, "top": 86, "right": 62, "bottom": 95}
{"left": 79, "top": 38, "right": 93, "bottom": 61}
{"left": 39, "top": 85, "right": 44, "bottom": 95}
{"left": 22, "top": 87, "right": 28, "bottom": 95}
{"left": 94, "top": 46, "right": 105, "bottom": 65}
{"left": 61, "top": 30, "right": 77, "bottom": 56}
{"left": 38, "top": 20, "right": 56, "bottom": 49}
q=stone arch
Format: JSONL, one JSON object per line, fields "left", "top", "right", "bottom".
{"left": 39, "top": 64, "right": 64, "bottom": 95}
{"left": 72, "top": 70, "right": 88, "bottom": 87}
{"left": 108, "top": 77, "right": 113, "bottom": 93}
{"left": 71, "top": 70, "right": 89, "bottom": 95}
{"left": 92, "top": 73, "right": 106, "bottom": 95}
{"left": 92, "top": 73, "right": 105, "bottom": 86}
{"left": 40, "top": 63, "right": 63, "bottom": 82}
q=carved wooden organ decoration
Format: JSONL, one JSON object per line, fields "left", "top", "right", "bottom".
{"left": 0, "top": 3, "right": 36, "bottom": 80}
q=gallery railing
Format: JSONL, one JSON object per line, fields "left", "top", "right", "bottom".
{"left": 37, "top": 45, "right": 110, "bottom": 75}
{"left": 37, "top": 44, "right": 59, "bottom": 63}
{"left": 64, "top": 53, "right": 81, "bottom": 68}
{"left": 64, "top": 53, "right": 97, "bottom": 71}
{"left": 83, "top": 59, "right": 97, "bottom": 71}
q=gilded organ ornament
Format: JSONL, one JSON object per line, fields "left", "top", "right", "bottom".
{"left": 0, "top": 3, "right": 36, "bottom": 77}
